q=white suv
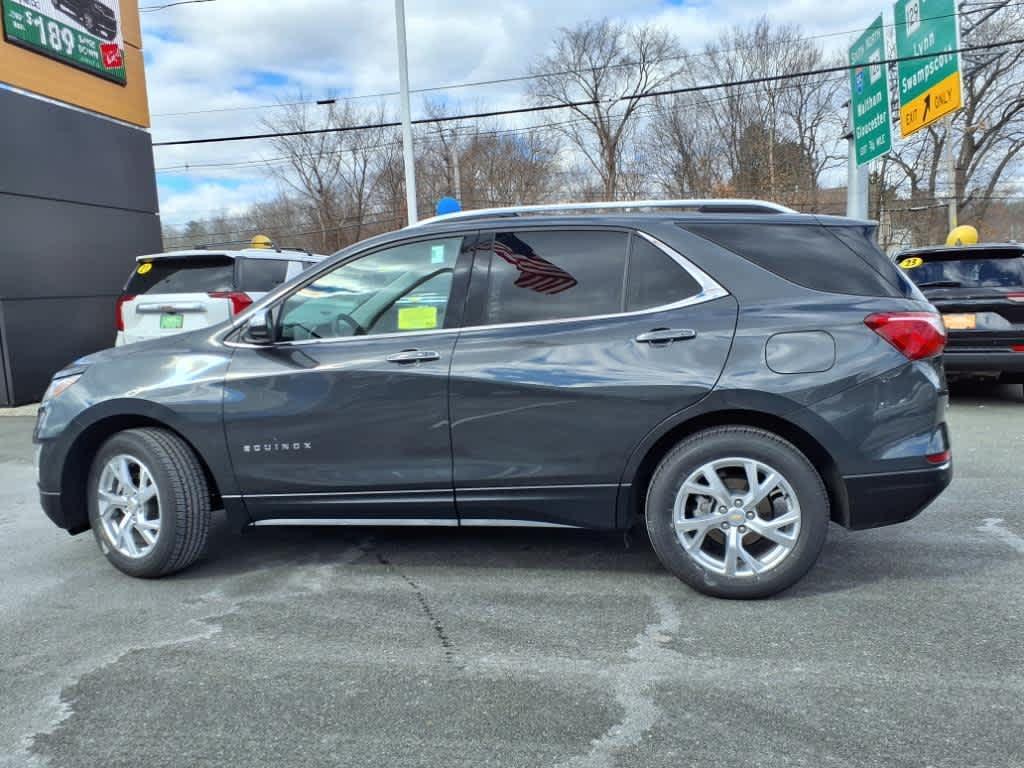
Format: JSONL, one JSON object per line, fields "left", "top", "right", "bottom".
{"left": 116, "top": 247, "right": 325, "bottom": 346}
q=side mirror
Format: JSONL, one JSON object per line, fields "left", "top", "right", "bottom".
{"left": 242, "top": 309, "right": 275, "bottom": 345}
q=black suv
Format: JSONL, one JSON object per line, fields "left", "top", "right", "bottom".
{"left": 55, "top": 0, "right": 117, "bottom": 41}
{"left": 896, "top": 243, "right": 1024, "bottom": 388}
{"left": 35, "top": 201, "right": 953, "bottom": 598}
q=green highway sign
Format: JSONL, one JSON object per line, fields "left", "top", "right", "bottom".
{"left": 893, "top": 0, "right": 961, "bottom": 137}
{"left": 1, "top": 0, "right": 127, "bottom": 85}
{"left": 849, "top": 15, "right": 892, "bottom": 165}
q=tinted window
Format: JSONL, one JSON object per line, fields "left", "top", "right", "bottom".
{"left": 825, "top": 225, "right": 917, "bottom": 298}
{"left": 626, "top": 237, "right": 701, "bottom": 311}
{"left": 238, "top": 259, "right": 289, "bottom": 292}
{"left": 899, "top": 251, "right": 1024, "bottom": 288}
{"left": 482, "top": 230, "right": 628, "bottom": 325}
{"left": 278, "top": 237, "right": 462, "bottom": 342}
{"left": 125, "top": 257, "right": 234, "bottom": 295}
{"left": 682, "top": 223, "right": 903, "bottom": 298}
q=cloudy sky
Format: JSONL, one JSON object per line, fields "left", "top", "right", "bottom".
{"left": 143, "top": 0, "right": 884, "bottom": 226}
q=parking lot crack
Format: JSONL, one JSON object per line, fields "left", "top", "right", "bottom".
{"left": 376, "top": 552, "right": 456, "bottom": 665}
{"left": 557, "top": 593, "right": 681, "bottom": 768}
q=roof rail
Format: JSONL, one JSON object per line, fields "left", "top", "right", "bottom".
{"left": 413, "top": 199, "right": 797, "bottom": 227}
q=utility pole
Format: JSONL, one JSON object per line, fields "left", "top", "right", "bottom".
{"left": 845, "top": 101, "right": 869, "bottom": 220}
{"left": 394, "top": 0, "right": 417, "bottom": 226}
{"left": 451, "top": 134, "right": 462, "bottom": 202}
{"left": 944, "top": 115, "right": 958, "bottom": 232}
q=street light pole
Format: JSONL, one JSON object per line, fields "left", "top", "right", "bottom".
{"left": 394, "top": 0, "right": 418, "bottom": 226}
{"left": 945, "top": 114, "right": 957, "bottom": 233}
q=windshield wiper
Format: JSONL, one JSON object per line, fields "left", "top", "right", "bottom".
{"left": 916, "top": 280, "right": 962, "bottom": 288}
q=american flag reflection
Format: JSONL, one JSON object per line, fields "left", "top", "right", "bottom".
{"left": 493, "top": 234, "right": 578, "bottom": 295}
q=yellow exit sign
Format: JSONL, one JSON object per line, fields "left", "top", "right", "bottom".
{"left": 899, "top": 70, "right": 962, "bottom": 136}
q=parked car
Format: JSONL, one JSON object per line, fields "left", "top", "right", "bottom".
{"left": 36, "top": 201, "right": 952, "bottom": 598}
{"left": 54, "top": 0, "right": 118, "bottom": 40}
{"left": 116, "top": 246, "right": 325, "bottom": 346}
{"left": 895, "top": 243, "right": 1024, "bottom": 388}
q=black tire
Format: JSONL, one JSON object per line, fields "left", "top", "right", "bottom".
{"left": 645, "top": 426, "right": 829, "bottom": 599}
{"left": 87, "top": 428, "right": 211, "bottom": 578}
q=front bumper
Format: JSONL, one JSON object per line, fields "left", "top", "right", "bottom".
{"left": 840, "top": 463, "right": 953, "bottom": 530}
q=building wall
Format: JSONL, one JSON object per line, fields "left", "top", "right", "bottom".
{"left": 0, "top": 87, "right": 161, "bottom": 405}
{"left": 0, "top": 0, "right": 158, "bottom": 405}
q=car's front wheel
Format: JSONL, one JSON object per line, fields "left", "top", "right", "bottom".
{"left": 87, "top": 428, "right": 211, "bottom": 578}
{"left": 645, "top": 426, "right": 829, "bottom": 599}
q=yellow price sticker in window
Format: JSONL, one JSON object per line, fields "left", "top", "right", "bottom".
{"left": 398, "top": 305, "right": 438, "bottom": 330}
{"left": 137, "top": 263, "right": 153, "bottom": 275}
{"left": 899, "top": 257, "right": 923, "bottom": 269}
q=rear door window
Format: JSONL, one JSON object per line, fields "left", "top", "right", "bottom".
{"left": 126, "top": 257, "right": 234, "bottom": 295}
{"left": 899, "top": 249, "right": 1024, "bottom": 288}
{"left": 237, "top": 258, "right": 290, "bottom": 292}
{"left": 480, "top": 230, "right": 628, "bottom": 325}
{"left": 626, "top": 237, "right": 702, "bottom": 311}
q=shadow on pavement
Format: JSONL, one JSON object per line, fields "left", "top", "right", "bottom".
{"left": 171, "top": 512, "right": 983, "bottom": 600}
{"left": 948, "top": 379, "right": 1024, "bottom": 404}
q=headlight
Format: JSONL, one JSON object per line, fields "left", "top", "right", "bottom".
{"left": 42, "top": 374, "right": 82, "bottom": 404}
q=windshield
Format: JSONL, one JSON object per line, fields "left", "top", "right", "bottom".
{"left": 899, "top": 252, "right": 1024, "bottom": 289}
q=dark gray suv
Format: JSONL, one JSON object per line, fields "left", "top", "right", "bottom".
{"left": 35, "top": 201, "right": 953, "bottom": 598}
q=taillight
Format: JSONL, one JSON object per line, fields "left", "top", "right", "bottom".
{"left": 865, "top": 311, "right": 947, "bottom": 360}
{"left": 208, "top": 291, "right": 253, "bottom": 315}
{"left": 926, "top": 450, "right": 951, "bottom": 465}
{"left": 116, "top": 295, "right": 134, "bottom": 332}
{"left": 1006, "top": 292, "right": 1024, "bottom": 303}
{"left": 1012, "top": 344, "right": 1024, "bottom": 353}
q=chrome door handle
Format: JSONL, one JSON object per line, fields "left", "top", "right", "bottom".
{"left": 386, "top": 349, "right": 441, "bottom": 364}
{"left": 635, "top": 328, "right": 697, "bottom": 344}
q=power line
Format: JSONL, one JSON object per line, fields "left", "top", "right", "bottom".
{"left": 140, "top": 0, "right": 217, "bottom": 11}
{"left": 154, "top": 72, "right": 849, "bottom": 174}
{"left": 152, "top": 36, "right": 1024, "bottom": 148}
{"left": 155, "top": 74, "right": 844, "bottom": 172}
{"left": 150, "top": 1, "right": 1023, "bottom": 118}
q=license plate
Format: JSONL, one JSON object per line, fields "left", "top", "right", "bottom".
{"left": 942, "top": 313, "right": 976, "bottom": 330}
{"left": 160, "top": 314, "right": 184, "bottom": 330}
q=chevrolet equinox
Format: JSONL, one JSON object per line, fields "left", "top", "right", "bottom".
{"left": 35, "top": 201, "right": 953, "bottom": 598}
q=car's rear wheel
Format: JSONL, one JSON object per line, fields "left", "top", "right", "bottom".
{"left": 87, "top": 428, "right": 210, "bottom": 578}
{"left": 645, "top": 426, "right": 829, "bottom": 599}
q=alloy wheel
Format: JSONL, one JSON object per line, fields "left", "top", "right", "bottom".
{"left": 672, "top": 457, "right": 802, "bottom": 578}
{"left": 97, "top": 454, "right": 161, "bottom": 559}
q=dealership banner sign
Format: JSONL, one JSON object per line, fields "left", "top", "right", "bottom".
{"left": 1, "top": 0, "right": 126, "bottom": 84}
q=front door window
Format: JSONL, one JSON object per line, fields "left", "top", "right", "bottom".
{"left": 278, "top": 237, "right": 463, "bottom": 342}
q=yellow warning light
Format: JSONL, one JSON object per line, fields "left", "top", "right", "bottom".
{"left": 945, "top": 225, "right": 979, "bottom": 247}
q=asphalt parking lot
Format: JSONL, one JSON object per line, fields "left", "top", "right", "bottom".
{"left": 2, "top": 385, "right": 1023, "bottom": 768}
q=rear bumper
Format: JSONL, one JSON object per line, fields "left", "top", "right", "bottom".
{"left": 840, "top": 463, "right": 952, "bottom": 530}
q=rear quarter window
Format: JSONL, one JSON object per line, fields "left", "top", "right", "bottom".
{"left": 237, "top": 258, "right": 290, "bottom": 292}
{"left": 681, "top": 222, "right": 904, "bottom": 298}
{"left": 125, "top": 257, "right": 235, "bottom": 295}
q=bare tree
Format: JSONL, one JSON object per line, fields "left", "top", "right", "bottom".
{"left": 528, "top": 18, "right": 684, "bottom": 199}
{"left": 666, "top": 18, "right": 844, "bottom": 207}
{"left": 415, "top": 99, "right": 562, "bottom": 210}
{"left": 262, "top": 97, "right": 392, "bottom": 250}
